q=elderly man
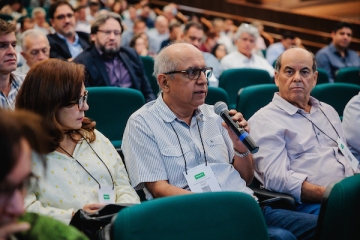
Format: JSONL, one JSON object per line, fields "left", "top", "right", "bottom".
{"left": 147, "top": 15, "right": 169, "bottom": 54}
{"left": 316, "top": 21, "right": 360, "bottom": 82}
{"left": 343, "top": 92, "right": 360, "bottom": 162}
{"left": 48, "top": 0, "right": 90, "bottom": 61}
{"left": 16, "top": 29, "right": 50, "bottom": 74}
{"left": 221, "top": 23, "right": 274, "bottom": 77}
{"left": 0, "top": 19, "right": 25, "bottom": 109}
{"left": 249, "top": 47, "right": 358, "bottom": 215}
{"left": 122, "top": 42, "right": 317, "bottom": 240}
{"left": 266, "top": 31, "right": 295, "bottom": 66}
{"left": 74, "top": 12, "right": 155, "bottom": 102}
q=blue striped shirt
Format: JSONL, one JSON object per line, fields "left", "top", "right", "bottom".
{"left": 0, "top": 72, "right": 26, "bottom": 109}
{"left": 122, "top": 95, "right": 254, "bottom": 200}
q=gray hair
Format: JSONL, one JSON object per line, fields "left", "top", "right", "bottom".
{"left": 21, "top": 29, "right": 49, "bottom": 51}
{"left": 91, "top": 12, "right": 123, "bottom": 34}
{"left": 234, "top": 23, "right": 259, "bottom": 41}
{"left": 31, "top": 7, "right": 46, "bottom": 18}
{"left": 153, "top": 43, "right": 181, "bottom": 79}
{"left": 275, "top": 46, "right": 317, "bottom": 73}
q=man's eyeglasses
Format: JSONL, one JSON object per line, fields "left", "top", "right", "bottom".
{"left": 55, "top": 13, "right": 74, "bottom": 20}
{"left": 163, "top": 67, "right": 213, "bottom": 80}
{"left": 68, "top": 90, "right": 88, "bottom": 109}
{"left": 97, "top": 30, "right": 122, "bottom": 37}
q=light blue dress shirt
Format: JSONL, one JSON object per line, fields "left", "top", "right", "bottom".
{"left": 56, "top": 32, "right": 83, "bottom": 58}
{"left": 343, "top": 92, "right": 360, "bottom": 162}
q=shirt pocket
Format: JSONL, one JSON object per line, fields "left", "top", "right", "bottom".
{"left": 159, "top": 144, "right": 195, "bottom": 165}
{"left": 206, "top": 135, "right": 225, "bottom": 147}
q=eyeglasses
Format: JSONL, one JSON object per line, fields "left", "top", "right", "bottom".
{"left": 163, "top": 67, "right": 213, "bottom": 80}
{"left": 29, "top": 47, "right": 50, "bottom": 57}
{"left": 97, "top": 30, "right": 122, "bottom": 36}
{"left": 68, "top": 90, "right": 88, "bottom": 109}
{"left": 55, "top": 13, "right": 74, "bottom": 20}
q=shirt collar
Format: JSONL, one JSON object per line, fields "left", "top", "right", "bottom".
{"left": 56, "top": 32, "right": 79, "bottom": 44}
{"left": 272, "top": 92, "right": 322, "bottom": 115}
{"left": 329, "top": 43, "right": 348, "bottom": 56}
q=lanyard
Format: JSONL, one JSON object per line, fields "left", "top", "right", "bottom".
{"left": 297, "top": 107, "right": 340, "bottom": 144}
{"left": 169, "top": 119, "right": 207, "bottom": 175}
{"left": 58, "top": 136, "right": 114, "bottom": 190}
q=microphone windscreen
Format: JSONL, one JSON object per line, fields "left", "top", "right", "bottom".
{"left": 214, "top": 101, "right": 228, "bottom": 115}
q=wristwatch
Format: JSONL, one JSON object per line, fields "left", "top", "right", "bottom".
{"left": 234, "top": 148, "right": 250, "bottom": 158}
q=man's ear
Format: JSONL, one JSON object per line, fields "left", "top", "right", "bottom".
{"left": 90, "top": 34, "right": 96, "bottom": 42}
{"left": 158, "top": 74, "right": 170, "bottom": 92}
{"left": 274, "top": 71, "right": 279, "bottom": 87}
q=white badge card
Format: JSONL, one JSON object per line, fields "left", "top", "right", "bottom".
{"left": 98, "top": 186, "right": 115, "bottom": 204}
{"left": 183, "top": 163, "right": 222, "bottom": 193}
{"left": 337, "top": 138, "right": 358, "bottom": 172}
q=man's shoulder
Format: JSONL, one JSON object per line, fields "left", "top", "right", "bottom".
{"left": 74, "top": 46, "right": 96, "bottom": 63}
{"left": 316, "top": 44, "right": 332, "bottom": 57}
{"left": 76, "top": 31, "right": 90, "bottom": 39}
{"left": 129, "top": 100, "right": 157, "bottom": 121}
{"left": 47, "top": 33, "right": 60, "bottom": 43}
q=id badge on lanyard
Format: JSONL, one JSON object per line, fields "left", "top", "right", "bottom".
{"left": 98, "top": 186, "right": 115, "bottom": 204}
{"left": 183, "top": 163, "right": 222, "bottom": 193}
{"left": 337, "top": 138, "right": 358, "bottom": 172}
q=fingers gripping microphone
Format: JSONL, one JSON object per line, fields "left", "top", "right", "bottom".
{"left": 214, "top": 101, "right": 259, "bottom": 154}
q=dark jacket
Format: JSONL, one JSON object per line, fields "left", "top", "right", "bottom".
{"left": 73, "top": 46, "right": 155, "bottom": 102}
{"left": 48, "top": 31, "right": 90, "bottom": 60}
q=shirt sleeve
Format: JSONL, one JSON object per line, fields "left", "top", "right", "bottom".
{"left": 249, "top": 113, "right": 307, "bottom": 203}
{"left": 315, "top": 51, "right": 334, "bottom": 82}
{"left": 343, "top": 95, "right": 360, "bottom": 162}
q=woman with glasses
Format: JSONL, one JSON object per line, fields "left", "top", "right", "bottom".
{"left": 16, "top": 58, "right": 140, "bottom": 225}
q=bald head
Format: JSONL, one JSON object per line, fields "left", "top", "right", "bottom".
{"left": 275, "top": 47, "right": 317, "bottom": 73}
{"left": 155, "top": 15, "right": 169, "bottom": 35}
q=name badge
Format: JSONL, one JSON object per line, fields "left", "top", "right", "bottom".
{"left": 183, "top": 163, "right": 222, "bottom": 193}
{"left": 98, "top": 186, "right": 115, "bottom": 204}
{"left": 337, "top": 138, "right": 358, "bottom": 172}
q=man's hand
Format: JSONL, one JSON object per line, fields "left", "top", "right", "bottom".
{"left": 0, "top": 222, "right": 30, "bottom": 240}
{"left": 82, "top": 203, "right": 106, "bottom": 214}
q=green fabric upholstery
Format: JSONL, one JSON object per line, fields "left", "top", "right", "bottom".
{"left": 236, "top": 84, "right": 278, "bottom": 120}
{"left": 0, "top": 14, "right": 13, "bottom": 22}
{"left": 335, "top": 67, "right": 360, "bottom": 85}
{"left": 112, "top": 192, "right": 269, "bottom": 240}
{"left": 86, "top": 87, "right": 145, "bottom": 149}
{"left": 316, "top": 68, "right": 330, "bottom": 84}
{"left": 140, "top": 56, "right": 160, "bottom": 96}
{"left": 205, "top": 86, "right": 229, "bottom": 106}
{"left": 219, "top": 68, "right": 272, "bottom": 109}
{"left": 311, "top": 83, "right": 360, "bottom": 117}
{"left": 316, "top": 174, "right": 360, "bottom": 240}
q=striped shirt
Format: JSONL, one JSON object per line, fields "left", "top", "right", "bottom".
{"left": 0, "top": 72, "right": 26, "bottom": 109}
{"left": 122, "top": 95, "right": 254, "bottom": 200}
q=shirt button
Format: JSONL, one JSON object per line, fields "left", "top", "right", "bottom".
{"left": 317, "top": 132, "right": 320, "bottom": 135}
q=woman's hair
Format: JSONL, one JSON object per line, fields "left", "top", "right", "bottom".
{"left": 16, "top": 59, "right": 96, "bottom": 153}
{"left": 211, "top": 43, "right": 227, "bottom": 58}
{"left": 129, "top": 33, "right": 144, "bottom": 48}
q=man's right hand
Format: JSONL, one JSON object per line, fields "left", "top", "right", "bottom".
{"left": 0, "top": 222, "right": 30, "bottom": 240}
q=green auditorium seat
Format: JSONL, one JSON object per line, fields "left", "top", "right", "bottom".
{"left": 111, "top": 192, "right": 269, "bottom": 240}
{"left": 219, "top": 68, "right": 273, "bottom": 110}
{"left": 316, "top": 174, "right": 360, "bottom": 240}
{"left": 86, "top": 87, "right": 145, "bottom": 149}
{"left": 316, "top": 68, "right": 330, "bottom": 84}
{"left": 311, "top": 83, "right": 360, "bottom": 117}
{"left": 237, "top": 84, "right": 278, "bottom": 120}
{"left": 205, "top": 86, "right": 229, "bottom": 106}
{"left": 140, "top": 55, "right": 160, "bottom": 96}
{"left": 335, "top": 67, "right": 360, "bottom": 85}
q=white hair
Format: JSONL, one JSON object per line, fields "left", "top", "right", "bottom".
{"left": 31, "top": 7, "right": 46, "bottom": 18}
{"left": 21, "top": 29, "right": 49, "bottom": 51}
{"left": 234, "top": 23, "right": 259, "bottom": 41}
{"left": 153, "top": 43, "right": 182, "bottom": 79}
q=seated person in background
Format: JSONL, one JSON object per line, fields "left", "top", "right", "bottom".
{"left": 146, "top": 15, "right": 169, "bottom": 54}
{"left": 343, "top": 91, "right": 360, "bottom": 162}
{"left": 74, "top": 5, "right": 91, "bottom": 34}
{"left": 48, "top": 1, "right": 90, "bottom": 61}
{"left": 221, "top": 23, "right": 274, "bottom": 78}
{"left": 17, "top": 59, "right": 140, "bottom": 224}
{"left": 16, "top": 29, "right": 50, "bottom": 74}
{"left": 266, "top": 31, "right": 295, "bottom": 66}
{"left": 121, "top": 19, "right": 147, "bottom": 47}
{"left": 248, "top": 47, "right": 358, "bottom": 215}
{"left": 0, "top": 108, "right": 87, "bottom": 240}
{"left": 32, "top": 7, "right": 51, "bottom": 35}
{"left": 199, "top": 30, "right": 218, "bottom": 53}
{"left": 211, "top": 43, "right": 227, "bottom": 61}
{"left": 130, "top": 33, "right": 148, "bottom": 56}
{"left": 160, "top": 22, "right": 181, "bottom": 50}
{"left": 74, "top": 12, "right": 155, "bottom": 102}
{"left": 122, "top": 42, "right": 317, "bottom": 240}
{"left": 0, "top": 19, "right": 25, "bottom": 110}
{"left": 251, "top": 20, "right": 274, "bottom": 50}
{"left": 315, "top": 21, "right": 360, "bottom": 83}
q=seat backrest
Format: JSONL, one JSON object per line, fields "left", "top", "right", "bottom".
{"left": 316, "top": 68, "right": 330, "bottom": 84}
{"left": 205, "top": 86, "right": 229, "bottom": 106}
{"left": 219, "top": 68, "right": 272, "bottom": 109}
{"left": 86, "top": 87, "right": 145, "bottom": 148}
{"left": 111, "top": 192, "right": 269, "bottom": 240}
{"left": 140, "top": 56, "right": 160, "bottom": 96}
{"left": 316, "top": 174, "right": 360, "bottom": 240}
{"left": 335, "top": 67, "right": 360, "bottom": 85}
{"left": 311, "top": 83, "right": 360, "bottom": 117}
{"left": 237, "top": 84, "right": 278, "bottom": 120}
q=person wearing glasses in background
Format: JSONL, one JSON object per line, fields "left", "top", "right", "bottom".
{"left": 47, "top": 0, "right": 90, "bottom": 61}
{"left": 16, "top": 58, "right": 140, "bottom": 225}
{"left": 0, "top": 108, "right": 88, "bottom": 240}
{"left": 16, "top": 29, "right": 50, "bottom": 74}
{"left": 122, "top": 42, "right": 317, "bottom": 240}
{"left": 74, "top": 12, "right": 155, "bottom": 102}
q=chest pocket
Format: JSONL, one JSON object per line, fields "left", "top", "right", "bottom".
{"left": 160, "top": 144, "right": 193, "bottom": 158}
{"left": 206, "top": 135, "right": 225, "bottom": 147}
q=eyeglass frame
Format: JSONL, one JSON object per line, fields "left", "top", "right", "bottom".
{"left": 54, "top": 13, "right": 74, "bottom": 21}
{"left": 67, "top": 90, "right": 88, "bottom": 109}
{"left": 163, "top": 67, "right": 213, "bottom": 80}
{"left": 97, "top": 30, "right": 122, "bottom": 37}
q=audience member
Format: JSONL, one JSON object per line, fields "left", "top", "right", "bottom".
{"left": 160, "top": 21, "right": 181, "bottom": 50}
{"left": 266, "top": 31, "right": 295, "bottom": 65}
{"left": 315, "top": 21, "right": 360, "bottom": 82}
{"left": 16, "top": 59, "right": 140, "bottom": 224}
{"left": 211, "top": 43, "right": 227, "bottom": 61}
{"left": 343, "top": 91, "right": 360, "bottom": 162}
{"left": 251, "top": 20, "right": 274, "bottom": 50}
{"left": 130, "top": 33, "right": 148, "bottom": 56}
{"left": 122, "top": 42, "right": 317, "bottom": 240}
{"left": 199, "top": 30, "right": 218, "bottom": 53}
{"left": 162, "top": 4, "right": 177, "bottom": 23}
{"left": 74, "top": 5, "right": 91, "bottom": 33}
{"left": 147, "top": 15, "right": 169, "bottom": 54}
{"left": 15, "top": 16, "right": 34, "bottom": 67}
{"left": 0, "top": 19, "right": 25, "bottom": 109}
{"left": 248, "top": 47, "right": 358, "bottom": 215}
{"left": 86, "top": 1, "right": 100, "bottom": 24}
{"left": 139, "top": 3, "right": 154, "bottom": 29}
{"left": 121, "top": 4, "right": 137, "bottom": 30}
{"left": 16, "top": 29, "right": 50, "bottom": 74}
{"left": 221, "top": 23, "right": 274, "bottom": 77}
{"left": 32, "top": 7, "right": 51, "bottom": 35}
{"left": 30, "top": 0, "right": 52, "bottom": 8}
{"left": 0, "top": 0, "right": 27, "bottom": 21}
{"left": 74, "top": 12, "right": 155, "bottom": 102}
{"left": 213, "top": 18, "right": 235, "bottom": 53}
{"left": 121, "top": 19, "right": 147, "bottom": 47}
{"left": 48, "top": 0, "right": 90, "bottom": 61}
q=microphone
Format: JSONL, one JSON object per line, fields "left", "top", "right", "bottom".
{"left": 214, "top": 101, "right": 259, "bottom": 154}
